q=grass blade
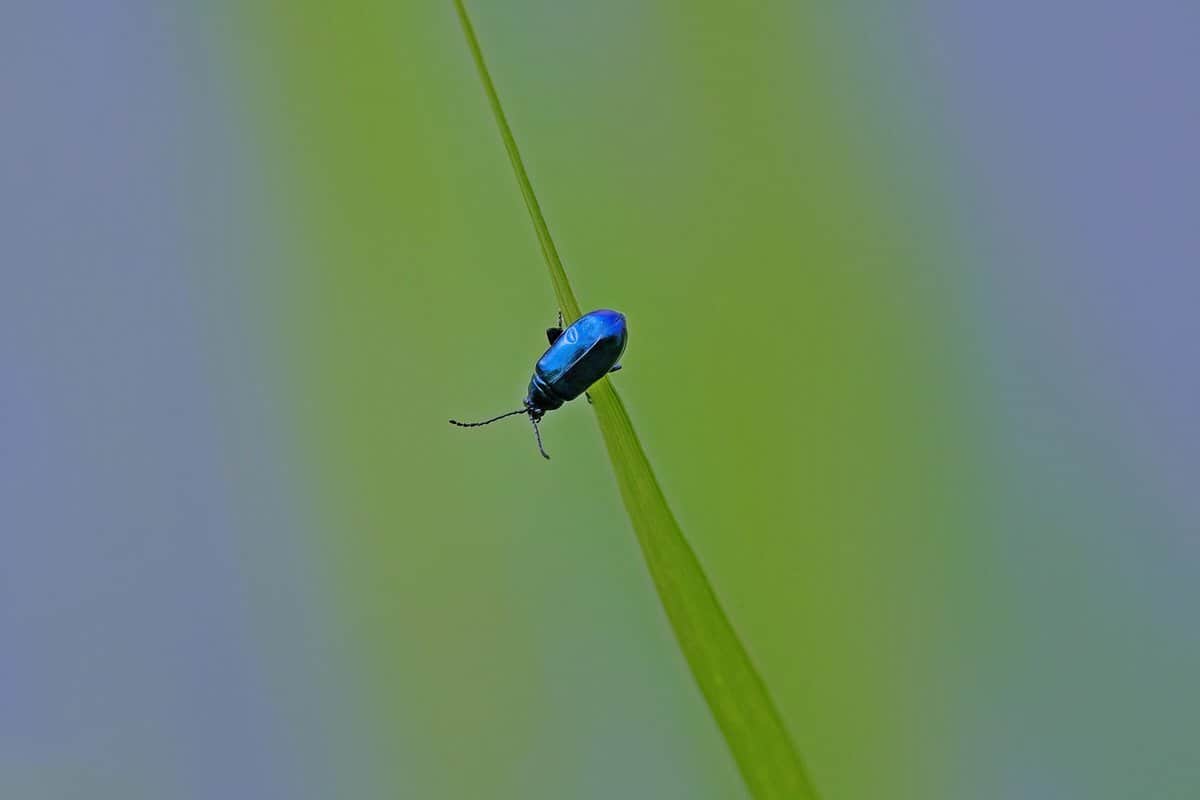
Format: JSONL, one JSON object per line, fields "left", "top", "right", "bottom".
{"left": 452, "top": 0, "right": 581, "bottom": 323}
{"left": 453, "top": 2, "right": 819, "bottom": 797}
{"left": 587, "top": 382, "right": 818, "bottom": 800}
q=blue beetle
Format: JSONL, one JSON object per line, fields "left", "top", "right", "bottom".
{"left": 450, "top": 309, "right": 628, "bottom": 459}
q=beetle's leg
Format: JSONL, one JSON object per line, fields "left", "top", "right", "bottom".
{"left": 586, "top": 365, "right": 622, "bottom": 403}
{"left": 544, "top": 310, "right": 566, "bottom": 344}
{"left": 529, "top": 414, "right": 550, "bottom": 459}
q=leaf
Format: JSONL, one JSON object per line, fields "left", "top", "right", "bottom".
{"left": 453, "top": 2, "right": 819, "bottom": 797}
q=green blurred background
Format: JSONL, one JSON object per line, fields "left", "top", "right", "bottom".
{"left": 6, "top": 1, "right": 1197, "bottom": 798}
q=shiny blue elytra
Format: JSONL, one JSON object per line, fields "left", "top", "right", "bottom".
{"left": 449, "top": 309, "right": 628, "bottom": 459}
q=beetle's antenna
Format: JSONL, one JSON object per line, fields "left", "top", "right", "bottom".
{"left": 529, "top": 415, "right": 550, "bottom": 459}
{"left": 449, "top": 406, "right": 550, "bottom": 460}
{"left": 448, "top": 407, "right": 527, "bottom": 428}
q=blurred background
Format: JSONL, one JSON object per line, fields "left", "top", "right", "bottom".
{"left": 3, "top": 1, "right": 1197, "bottom": 798}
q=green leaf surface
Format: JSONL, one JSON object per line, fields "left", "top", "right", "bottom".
{"left": 453, "top": 2, "right": 819, "bottom": 797}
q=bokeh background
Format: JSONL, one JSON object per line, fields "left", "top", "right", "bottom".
{"left": 4, "top": 1, "right": 1197, "bottom": 798}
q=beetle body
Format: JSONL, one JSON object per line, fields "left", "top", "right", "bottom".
{"left": 449, "top": 309, "right": 628, "bottom": 459}
{"left": 527, "top": 309, "right": 627, "bottom": 413}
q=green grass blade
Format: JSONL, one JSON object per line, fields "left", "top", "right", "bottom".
{"left": 453, "top": 3, "right": 818, "bottom": 797}
{"left": 586, "top": 381, "right": 818, "bottom": 800}
{"left": 452, "top": 0, "right": 580, "bottom": 324}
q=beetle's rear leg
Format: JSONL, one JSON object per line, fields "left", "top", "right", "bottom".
{"left": 585, "top": 363, "right": 624, "bottom": 404}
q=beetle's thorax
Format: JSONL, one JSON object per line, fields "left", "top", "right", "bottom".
{"left": 525, "top": 373, "right": 564, "bottom": 416}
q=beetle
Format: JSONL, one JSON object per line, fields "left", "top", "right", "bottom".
{"left": 449, "top": 309, "right": 628, "bottom": 459}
